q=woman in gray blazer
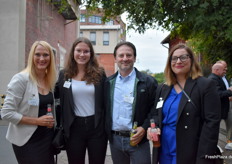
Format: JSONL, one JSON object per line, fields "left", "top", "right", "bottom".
{"left": 2, "top": 41, "right": 57, "bottom": 164}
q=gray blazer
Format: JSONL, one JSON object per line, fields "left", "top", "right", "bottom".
{"left": 2, "top": 71, "right": 54, "bottom": 146}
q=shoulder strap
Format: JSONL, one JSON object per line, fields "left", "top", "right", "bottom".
{"left": 177, "top": 82, "right": 197, "bottom": 110}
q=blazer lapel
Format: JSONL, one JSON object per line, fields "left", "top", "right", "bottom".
{"left": 158, "top": 85, "right": 172, "bottom": 128}
{"left": 177, "top": 78, "right": 196, "bottom": 122}
{"left": 65, "top": 79, "right": 75, "bottom": 109}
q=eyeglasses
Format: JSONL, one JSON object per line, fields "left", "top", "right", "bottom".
{"left": 75, "top": 50, "right": 90, "bottom": 55}
{"left": 171, "top": 54, "right": 190, "bottom": 63}
{"left": 34, "top": 53, "right": 50, "bottom": 58}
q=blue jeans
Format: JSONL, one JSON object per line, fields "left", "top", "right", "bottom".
{"left": 110, "top": 134, "right": 151, "bottom": 164}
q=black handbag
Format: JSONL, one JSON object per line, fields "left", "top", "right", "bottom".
{"left": 52, "top": 126, "right": 65, "bottom": 152}
{"left": 52, "top": 103, "right": 66, "bottom": 155}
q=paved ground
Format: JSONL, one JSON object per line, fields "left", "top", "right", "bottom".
{"left": 56, "top": 121, "right": 232, "bottom": 164}
{"left": 0, "top": 118, "right": 231, "bottom": 164}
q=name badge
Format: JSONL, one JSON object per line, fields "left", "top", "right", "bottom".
{"left": 63, "top": 80, "right": 71, "bottom": 88}
{"left": 124, "top": 95, "right": 134, "bottom": 104}
{"left": 156, "top": 98, "right": 163, "bottom": 109}
{"left": 28, "top": 94, "right": 39, "bottom": 106}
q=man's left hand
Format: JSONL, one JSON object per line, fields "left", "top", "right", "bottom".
{"left": 130, "top": 127, "right": 145, "bottom": 145}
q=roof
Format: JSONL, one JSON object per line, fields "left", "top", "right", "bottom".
{"left": 160, "top": 34, "right": 171, "bottom": 44}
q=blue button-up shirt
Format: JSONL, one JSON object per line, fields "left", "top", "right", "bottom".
{"left": 112, "top": 68, "right": 136, "bottom": 131}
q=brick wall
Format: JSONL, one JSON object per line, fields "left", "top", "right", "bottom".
{"left": 96, "top": 53, "right": 115, "bottom": 76}
{"left": 25, "top": 0, "right": 77, "bottom": 67}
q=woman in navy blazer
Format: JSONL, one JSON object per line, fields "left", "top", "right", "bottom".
{"left": 147, "top": 44, "right": 221, "bottom": 164}
{"left": 55, "top": 37, "right": 107, "bottom": 164}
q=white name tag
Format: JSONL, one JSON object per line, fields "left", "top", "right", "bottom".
{"left": 124, "top": 95, "right": 134, "bottom": 104}
{"left": 156, "top": 98, "right": 163, "bottom": 109}
{"left": 63, "top": 81, "right": 71, "bottom": 88}
{"left": 28, "top": 95, "right": 39, "bottom": 106}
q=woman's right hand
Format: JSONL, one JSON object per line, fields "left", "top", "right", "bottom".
{"left": 36, "top": 115, "right": 55, "bottom": 128}
{"left": 147, "top": 127, "right": 161, "bottom": 141}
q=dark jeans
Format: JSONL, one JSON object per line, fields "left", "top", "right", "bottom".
{"left": 66, "top": 115, "right": 107, "bottom": 164}
{"left": 110, "top": 134, "right": 151, "bottom": 164}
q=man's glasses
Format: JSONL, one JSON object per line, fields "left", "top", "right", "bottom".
{"left": 171, "top": 54, "right": 190, "bottom": 63}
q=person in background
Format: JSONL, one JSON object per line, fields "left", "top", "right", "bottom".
{"left": 148, "top": 43, "right": 221, "bottom": 164}
{"left": 213, "top": 60, "right": 232, "bottom": 150}
{"left": 55, "top": 37, "right": 107, "bottom": 164}
{"left": 208, "top": 63, "right": 232, "bottom": 120}
{"left": 105, "top": 41, "right": 158, "bottom": 164}
{"left": 1, "top": 41, "right": 57, "bottom": 164}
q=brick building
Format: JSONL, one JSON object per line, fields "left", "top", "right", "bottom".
{"left": 79, "top": 9, "right": 126, "bottom": 76}
{"left": 0, "top": 0, "right": 79, "bottom": 94}
{"left": 26, "top": 0, "right": 78, "bottom": 70}
{"left": 161, "top": 34, "right": 186, "bottom": 51}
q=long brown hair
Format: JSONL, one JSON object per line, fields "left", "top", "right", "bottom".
{"left": 64, "top": 37, "right": 104, "bottom": 84}
{"left": 164, "top": 43, "right": 202, "bottom": 86}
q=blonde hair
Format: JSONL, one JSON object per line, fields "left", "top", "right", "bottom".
{"left": 23, "top": 41, "right": 57, "bottom": 91}
{"left": 164, "top": 43, "right": 202, "bottom": 86}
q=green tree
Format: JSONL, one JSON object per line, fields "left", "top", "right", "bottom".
{"left": 54, "top": 0, "right": 232, "bottom": 78}
{"left": 152, "top": 72, "right": 165, "bottom": 84}
{"left": 83, "top": 0, "right": 232, "bottom": 78}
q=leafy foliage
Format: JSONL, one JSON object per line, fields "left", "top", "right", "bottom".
{"left": 52, "top": 0, "right": 232, "bottom": 78}
{"left": 153, "top": 72, "right": 165, "bottom": 84}
{"left": 83, "top": 0, "right": 232, "bottom": 78}
{"left": 141, "top": 69, "right": 165, "bottom": 84}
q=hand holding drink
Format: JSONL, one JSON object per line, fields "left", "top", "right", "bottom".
{"left": 149, "top": 119, "right": 161, "bottom": 147}
{"left": 130, "top": 121, "right": 138, "bottom": 146}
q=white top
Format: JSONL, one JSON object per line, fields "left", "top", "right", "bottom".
{"left": 72, "top": 79, "right": 95, "bottom": 117}
{"left": 222, "top": 76, "right": 229, "bottom": 89}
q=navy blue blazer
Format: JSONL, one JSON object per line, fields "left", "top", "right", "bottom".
{"left": 152, "top": 77, "right": 221, "bottom": 164}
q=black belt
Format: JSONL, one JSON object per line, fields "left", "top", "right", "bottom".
{"left": 111, "top": 130, "right": 130, "bottom": 137}
{"left": 75, "top": 115, "right": 94, "bottom": 124}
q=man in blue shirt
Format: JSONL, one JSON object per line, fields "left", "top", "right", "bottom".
{"left": 105, "top": 41, "right": 158, "bottom": 164}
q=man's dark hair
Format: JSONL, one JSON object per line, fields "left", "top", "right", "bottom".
{"left": 113, "top": 41, "right": 136, "bottom": 58}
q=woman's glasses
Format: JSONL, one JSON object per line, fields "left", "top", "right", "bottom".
{"left": 171, "top": 54, "right": 190, "bottom": 63}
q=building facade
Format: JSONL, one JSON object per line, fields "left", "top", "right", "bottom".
{"left": 80, "top": 9, "right": 126, "bottom": 76}
{"left": 0, "top": 0, "right": 79, "bottom": 95}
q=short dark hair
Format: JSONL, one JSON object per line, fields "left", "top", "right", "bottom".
{"left": 113, "top": 41, "right": 136, "bottom": 58}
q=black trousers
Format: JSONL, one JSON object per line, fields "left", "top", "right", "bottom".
{"left": 66, "top": 115, "right": 107, "bottom": 164}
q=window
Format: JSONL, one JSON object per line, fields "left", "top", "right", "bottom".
{"left": 80, "top": 14, "right": 85, "bottom": 22}
{"left": 90, "top": 32, "right": 96, "bottom": 45}
{"left": 88, "top": 16, "right": 102, "bottom": 24}
{"left": 103, "top": 32, "right": 109, "bottom": 45}
{"left": 80, "top": 31, "right": 83, "bottom": 37}
{"left": 105, "top": 20, "right": 114, "bottom": 25}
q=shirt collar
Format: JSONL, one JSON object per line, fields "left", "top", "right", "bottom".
{"left": 118, "top": 68, "right": 135, "bottom": 80}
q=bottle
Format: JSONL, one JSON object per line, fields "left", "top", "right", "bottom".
{"left": 46, "top": 104, "right": 53, "bottom": 128}
{"left": 130, "top": 121, "right": 138, "bottom": 146}
{"left": 150, "top": 119, "right": 160, "bottom": 147}
{"left": 46, "top": 104, "right": 53, "bottom": 117}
